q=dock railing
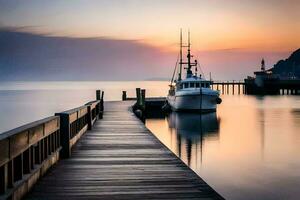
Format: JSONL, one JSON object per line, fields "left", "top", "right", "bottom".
{"left": 0, "top": 116, "right": 61, "bottom": 200}
{"left": 0, "top": 90, "right": 104, "bottom": 200}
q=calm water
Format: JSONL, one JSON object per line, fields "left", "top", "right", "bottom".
{"left": 1, "top": 81, "right": 300, "bottom": 199}
{"left": 146, "top": 94, "right": 300, "bottom": 200}
{"left": 0, "top": 81, "right": 166, "bottom": 133}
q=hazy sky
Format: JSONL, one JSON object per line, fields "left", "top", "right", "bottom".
{"left": 1, "top": 0, "right": 299, "bottom": 51}
{"left": 0, "top": 0, "right": 299, "bottom": 80}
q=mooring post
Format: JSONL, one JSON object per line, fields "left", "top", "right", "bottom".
{"left": 232, "top": 80, "right": 235, "bottom": 94}
{"left": 96, "top": 90, "right": 101, "bottom": 101}
{"left": 141, "top": 89, "right": 146, "bottom": 111}
{"left": 96, "top": 90, "right": 102, "bottom": 118}
{"left": 122, "top": 91, "right": 127, "bottom": 101}
{"left": 100, "top": 91, "right": 104, "bottom": 119}
{"left": 136, "top": 88, "right": 141, "bottom": 106}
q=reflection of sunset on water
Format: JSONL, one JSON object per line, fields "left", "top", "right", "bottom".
{"left": 146, "top": 95, "right": 300, "bottom": 200}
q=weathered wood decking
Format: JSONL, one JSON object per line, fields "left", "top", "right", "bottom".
{"left": 25, "top": 101, "right": 223, "bottom": 200}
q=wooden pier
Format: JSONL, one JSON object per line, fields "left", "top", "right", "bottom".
{"left": 0, "top": 91, "right": 224, "bottom": 200}
{"left": 211, "top": 81, "right": 246, "bottom": 95}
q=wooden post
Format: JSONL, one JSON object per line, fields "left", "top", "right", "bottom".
{"left": 238, "top": 83, "right": 240, "bottom": 94}
{"left": 141, "top": 89, "right": 146, "bottom": 111}
{"left": 97, "top": 90, "right": 101, "bottom": 117}
{"left": 232, "top": 81, "right": 235, "bottom": 94}
{"left": 227, "top": 82, "right": 229, "bottom": 94}
{"left": 96, "top": 90, "right": 104, "bottom": 119}
{"left": 136, "top": 88, "right": 141, "bottom": 106}
{"left": 100, "top": 91, "right": 104, "bottom": 119}
{"left": 96, "top": 90, "right": 101, "bottom": 101}
{"left": 122, "top": 91, "right": 127, "bottom": 101}
{"left": 217, "top": 84, "right": 219, "bottom": 90}
{"left": 87, "top": 105, "right": 92, "bottom": 130}
{"left": 55, "top": 113, "right": 71, "bottom": 158}
{"left": 222, "top": 84, "right": 224, "bottom": 94}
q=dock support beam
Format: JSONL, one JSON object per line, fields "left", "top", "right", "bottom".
{"left": 222, "top": 84, "right": 224, "bottom": 94}
{"left": 227, "top": 82, "right": 229, "bottom": 94}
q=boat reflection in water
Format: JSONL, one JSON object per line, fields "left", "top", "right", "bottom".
{"left": 165, "top": 112, "right": 220, "bottom": 167}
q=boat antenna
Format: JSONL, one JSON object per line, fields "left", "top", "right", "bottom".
{"left": 178, "top": 29, "right": 183, "bottom": 81}
{"left": 185, "top": 29, "right": 197, "bottom": 78}
{"left": 188, "top": 29, "right": 191, "bottom": 70}
{"left": 170, "top": 53, "right": 179, "bottom": 85}
{"left": 196, "top": 61, "right": 205, "bottom": 79}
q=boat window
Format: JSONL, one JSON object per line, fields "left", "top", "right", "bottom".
{"left": 190, "top": 82, "right": 195, "bottom": 88}
{"left": 201, "top": 83, "right": 204, "bottom": 87}
{"left": 196, "top": 83, "right": 200, "bottom": 88}
{"left": 206, "top": 83, "right": 210, "bottom": 88}
{"left": 179, "top": 84, "right": 183, "bottom": 89}
{"left": 184, "top": 83, "right": 188, "bottom": 88}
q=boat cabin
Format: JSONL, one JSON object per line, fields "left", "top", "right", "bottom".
{"left": 176, "top": 78, "right": 212, "bottom": 90}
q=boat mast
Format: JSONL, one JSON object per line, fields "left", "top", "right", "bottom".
{"left": 178, "top": 29, "right": 183, "bottom": 81}
{"left": 186, "top": 30, "right": 197, "bottom": 78}
{"left": 187, "top": 30, "right": 191, "bottom": 75}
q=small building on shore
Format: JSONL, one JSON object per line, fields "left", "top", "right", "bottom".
{"left": 244, "top": 59, "right": 280, "bottom": 94}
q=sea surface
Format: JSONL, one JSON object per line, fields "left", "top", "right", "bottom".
{"left": 1, "top": 81, "right": 300, "bottom": 200}
{"left": 0, "top": 81, "right": 166, "bottom": 133}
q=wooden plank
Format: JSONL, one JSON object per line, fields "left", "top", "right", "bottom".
{"left": 69, "top": 112, "right": 78, "bottom": 124}
{"left": 28, "top": 125, "right": 43, "bottom": 146}
{"left": 26, "top": 101, "right": 224, "bottom": 200}
{"left": 44, "top": 118, "right": 59, "bottom": 136}
{"left": 10, "top": 131, "right": 28, "bottom": 159}
{"left": 78, "top": 107, "right": 88, "bottom": 118}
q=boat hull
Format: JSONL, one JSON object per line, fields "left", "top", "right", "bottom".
{"left": 167, "top": 93, "right": 219, "bottom": 112}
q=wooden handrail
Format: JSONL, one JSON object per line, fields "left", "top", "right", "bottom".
{"left": 0, "top": 90, "right": 104, "bottom": 199}
{"left": 0, "top": 116, "right": 60, "bottom": 199}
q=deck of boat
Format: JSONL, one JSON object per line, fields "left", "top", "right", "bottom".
{"left": 25, "top": 101, "right": 224, "bottom": 200}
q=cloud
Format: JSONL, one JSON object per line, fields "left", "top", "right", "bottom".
{"left": 0, "top": 28, "right": 175, "bottom": 81}
{"left": 0, "top": 28, "right": 295, "bottom": 81}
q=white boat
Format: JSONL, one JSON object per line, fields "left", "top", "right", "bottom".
{"left": 166, "top": 30, "right": 221, "bottom": 112}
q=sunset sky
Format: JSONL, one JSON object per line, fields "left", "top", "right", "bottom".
{"left": 0, "top": 0, "right": 299, "bottom": 80}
